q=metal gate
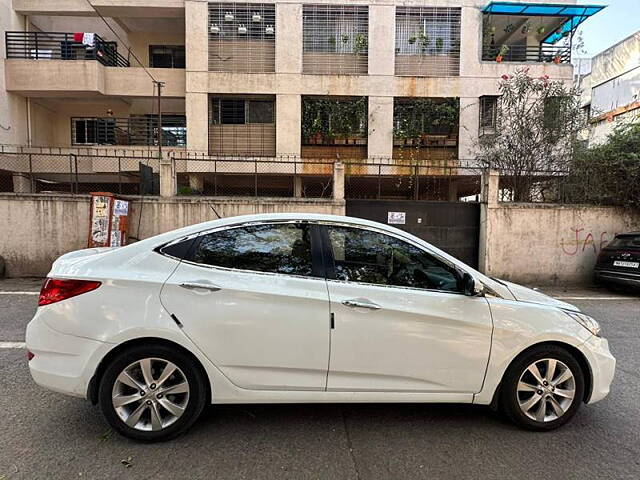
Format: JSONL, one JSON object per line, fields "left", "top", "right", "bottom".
{"left": 346, "top": 199, "right": 481, "bottom": 268}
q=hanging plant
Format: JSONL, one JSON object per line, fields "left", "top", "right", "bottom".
{"left": 408, "top": 35, "right": 417, "bottom": 45}
{"left": 504, "top": 23, "right": 515, "bottom": 33}
{"left": 341, "top": 34, "right": 350, "bottom": 44}
{"left": 537, "top": 26, "right": 546, "bottom": 35}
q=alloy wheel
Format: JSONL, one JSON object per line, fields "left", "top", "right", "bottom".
{"left": 111, "top": 357, "right": 190, "bottom": 431}
{"left": 517, "top": 358, "right": 576, "bottom": 422}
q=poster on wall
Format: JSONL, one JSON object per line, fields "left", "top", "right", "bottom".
{"left": 91, "top": 195, "right": 111, "bottom": 246}
{"left": 387, "top": 212, "right": 406, "bottom": 225}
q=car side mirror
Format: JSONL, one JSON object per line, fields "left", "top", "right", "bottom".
{"left": 461, "top": 272, "right": 485, "bottom": 297}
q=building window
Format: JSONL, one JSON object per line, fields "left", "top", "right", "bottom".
{"left": 479, "top": 96, "right": 498, "bottom": 135}
{"left": 208, "top": 3, "right": 276, "bottom": 73}
{"left": 395, "top": 7, "right": 461, "bottom": 76}
{"left": 209, "top": 96, "right": 276, "bottom": 156}
{"left": 149, "top": 45, "right": 185, "bottom": 68}
{"left": 302, "top": 5, "right": 369, "bottom": 75}
{"left": 73, "top": 118, "right": 98, "bottom": 145}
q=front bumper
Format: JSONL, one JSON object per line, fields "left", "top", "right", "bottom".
{"left": 578, "top": 335, "right": 616, "bottom": 404}
{"left": 26, "top": 313, "right": 108, "bottom": 398}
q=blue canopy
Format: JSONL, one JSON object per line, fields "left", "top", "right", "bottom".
{"left": 482, "top": 2, "right": 605, "bottom": 44}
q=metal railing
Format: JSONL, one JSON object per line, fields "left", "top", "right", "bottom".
{"left": 5, "top": 31, "right": 130, "bottom": 67}
{"left": 71, "top": 116, "right": 186, "bottom": 147}
{"left": 482, "top": 44, "right": 571, "bottom": 64}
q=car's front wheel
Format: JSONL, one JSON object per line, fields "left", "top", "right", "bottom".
{"left": 501, "top": 345, "right": 585, "bottom": 431}
{"left": 98, "top": 344, "right": 207, "bottom": 442}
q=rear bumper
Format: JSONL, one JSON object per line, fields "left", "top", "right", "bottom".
{"left": 578, "top": 335, "right": 616, "bottom": 404}
{"left": 25, "top": 313, "right": 108, "bottom": 398}
{"left": 594, "top": 268, "right": 640, "bottom": 288}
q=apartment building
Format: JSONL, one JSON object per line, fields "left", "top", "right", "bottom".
{"left": 0, "top": 0, "right": 601, "bottom": 197}
{"left": 578, "top": 31, "right": 640, "bottom": 146}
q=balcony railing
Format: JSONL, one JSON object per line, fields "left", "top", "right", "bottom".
{"left": 5, "top": 31, "right": 130, "bottom": 67}
{"left": 482, "top": 44, "right": 571, "bottom": 64}
{"left": 71, "top": 116, "right": 186, "bottom": 147}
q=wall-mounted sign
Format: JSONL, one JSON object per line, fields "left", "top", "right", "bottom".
{"left": 387, "top": 212, "right": 406, "bottom": 225}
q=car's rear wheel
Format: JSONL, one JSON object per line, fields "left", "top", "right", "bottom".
{"left": 500, "top": 345, "right": 585, "bottom": 431}
{"left": 98, "top": 344, "right": 207, "bottom": 442}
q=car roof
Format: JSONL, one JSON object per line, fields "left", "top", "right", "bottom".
{"left": 615, "top": 232, "right": 640, "bottom": 237}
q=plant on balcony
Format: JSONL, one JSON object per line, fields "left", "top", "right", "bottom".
{"left": 435, "top": 37, "right": 444, "bottom": 54}
{"left": 394, "top": 98, "right": 459, "bottom": 148}
{"left": 475, "top": 68, "right": 584, "bottom": 202}
{"left": 353, "top": 34, "right": 368, "bottom": 55}
{"left": 496, "top": 44, "right": 509, "bottom": 63}
{"left": 302, "top": 98, "right": 367, "bottom": 146}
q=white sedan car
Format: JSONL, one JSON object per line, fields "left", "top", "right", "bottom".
{"left": 26, "top": 213, "right": 615, "bottom": 441}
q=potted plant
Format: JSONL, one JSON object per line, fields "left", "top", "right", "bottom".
{"left": 435, "top": 37, "right": 444, "bottom": 54}
{"left": 354, "top": 34, "right": 367, "bottom": 55}
{"left": 496, "top": 45, "right": 509, "bottom": 63}
{"left": 418, "top": 33, "right": 430, "bottom": 53}
{"left": 537, "top": 26, "right": 546, "bottom": 35}
{"left": 553, "top": 54, "right": 562, "bottom": 64}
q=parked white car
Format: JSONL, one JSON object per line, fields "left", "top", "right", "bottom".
{"left": 26, "top": 214, "right": 615, "bottom": 441}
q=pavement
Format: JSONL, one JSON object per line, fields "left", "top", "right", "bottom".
{"left": 0, "top": 278, "right": 639, "bottom": 480}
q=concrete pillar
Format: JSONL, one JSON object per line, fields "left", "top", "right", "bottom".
{"left": 188, "top": 173, "right": 204, "bottom": 193}
{"left": 367, "top": 97, "right": 394, "bottom": 159}
{"left": 159, "top": 159, "right": 176, "bottom": 198}
{"left": 459, "top": 6, "right": 482, "bottom": 77}
{"left": 459, "top": 97, "right": 480, "bottom": 161}
{"left": 293, "top": 176, "right": 302, "bottom": 198}
{"left": 481, "top": 169, "right": 499, "bottom": 206}
{"left": 186, "top": 93, "right": 209, "bottom": 153}
{"left": 368, "top": 5, "right": 395, "bottom": 76}
{"left": 185, "top": 0, "right": 208, "bottom": 72}
{"left": 333, "top": 162, "right": 345, "bottom": 200}
{"left": 12, "top": 173, "right": 32, "bottom": 193}
{"left": 276, "top": 3, "right": 302, "bottom": 74}
{"left": 276, "top": 94, "right": 301, "bottom": 157}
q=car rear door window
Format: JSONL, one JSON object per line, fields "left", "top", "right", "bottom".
{"left": 326, "top": 225, "right": 460, "bottom": 292}
{"left": 190, "top": 223, "right": 314, "bottom": 277}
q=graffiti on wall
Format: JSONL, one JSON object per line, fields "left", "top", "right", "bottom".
{"left": 560, "top": 227, "right": 616, "bottom": 256}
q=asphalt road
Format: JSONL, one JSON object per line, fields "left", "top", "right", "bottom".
{"left": 1, "top": 279, "right": 639, "bottom": 480}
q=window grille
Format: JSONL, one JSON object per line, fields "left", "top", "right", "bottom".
{"left": 209, "top": 96, "right": 276, "bottom": 156}
{"left": 479, "top": 96, "right": 498, "bottom": 135}
{"left": 303, "top": 5, "right": 369, "bottom": 75}
{"left": 208, "top": 3, "right": 276, "bottom": 73}
{"left": 71, "top": 116, "right": 186, "bottom": 146}
{"left": 395, "top": 7, "right": 461, "bottom": 77}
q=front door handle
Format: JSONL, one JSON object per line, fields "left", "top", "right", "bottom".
{"left": 179, "top": 282, "right": 222, "bottom": 292}
{"left": 342, "top": 299, "right": 381, "bottom": 310}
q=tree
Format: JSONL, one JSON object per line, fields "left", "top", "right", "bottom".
{"left": 567, "top": 122, "right": 640, "bottom": 208}
{"left": 475, "top": 68, "right": 584, "bottom": 201}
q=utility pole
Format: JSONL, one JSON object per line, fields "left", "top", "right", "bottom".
{"left": 154, "top": 80, "right": 165, "bottom": 158}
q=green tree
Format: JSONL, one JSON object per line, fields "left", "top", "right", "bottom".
{"left": 475, "top": 68, "right": 585, "bottom": 201}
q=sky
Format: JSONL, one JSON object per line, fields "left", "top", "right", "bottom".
{"left": 576, "top": 0, "right": 640, "bottom": 57}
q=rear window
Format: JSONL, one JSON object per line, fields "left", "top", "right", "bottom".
{"left": 608, "top": 235, "right": 640, "bottom": 248}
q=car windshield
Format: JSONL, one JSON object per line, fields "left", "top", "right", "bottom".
{"left": 608, "top": 235, "right": 640, "bottom": 248}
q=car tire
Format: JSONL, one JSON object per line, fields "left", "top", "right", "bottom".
{"left": 500, "top": 344, "right": 585, "bottom": 431}
{"left": 98, "top": 344, "right": 207, "bottom": 442}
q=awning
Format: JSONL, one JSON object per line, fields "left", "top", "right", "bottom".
{"left": 482, "top": 2, "right": 605, "bottom": 44}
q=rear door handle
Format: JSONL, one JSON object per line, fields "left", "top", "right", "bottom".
{"left": 179, "top": 282, "right": 222, "bottom": 292}
{"left": 342, "top": 299, "right": 381, "bottom": 310}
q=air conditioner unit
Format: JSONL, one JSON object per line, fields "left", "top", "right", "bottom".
{"left": 252, "top": 13, "right": 262, "bottom": 22}
{"left": 210, "top": 24, "right": 220, "bottom": 34}
{"left": 224, "top": 12, "right": 234, "bottom": 21}
{"left": 265, "top": 25, "right": 275, "bottom": 35}
{"left": 238, "top": 24, "right": 247, "bottom": 34}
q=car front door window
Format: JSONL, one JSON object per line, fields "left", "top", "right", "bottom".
{"left": 327, "top": 225, "right": 460, "bottom": 292}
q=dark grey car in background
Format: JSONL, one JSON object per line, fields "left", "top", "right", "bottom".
{"left": 595, "top": 232, "right": 640, "bottom": 290}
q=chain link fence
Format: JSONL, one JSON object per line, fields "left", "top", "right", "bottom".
{"left": 0, "top": 152, "right": 160, "bottom": 195}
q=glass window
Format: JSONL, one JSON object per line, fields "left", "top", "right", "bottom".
{"left": 247, "top": 101, "right": 274, "bottom": 123}
{"left": 149, "top": 45, "right": 185, "bottom": 68}
{"left": 608, "top": 235, "right": 640, "bottom": 248}
{"left": 73, "top": 118, "right": 97, "bottom": 145}
{"left": 327, "top": 226, "right": 460, "bottom": 292}
{"left": 190, "top": 223, "right": 314, "bottom": 276}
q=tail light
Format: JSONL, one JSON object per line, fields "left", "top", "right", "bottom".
{"left": 27, "top": 350, "right": 35, "bottom": 361}
{"left": 38, "top": 278, "right": 102, "bottom": 306}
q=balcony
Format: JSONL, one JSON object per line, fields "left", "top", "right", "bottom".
{"left": 71, "top": 116, "right": 186, "bottom": 147}
{"left": 5, "top": 31, "right": 129, "bottom": 67}
{"left": 481, "top": 2, "right": 605, "bottom": 65}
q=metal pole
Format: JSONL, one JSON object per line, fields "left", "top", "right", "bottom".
{"left": 155, "top": 81, "right": 165, "bottom": 158}
{"left": 118, "top": 157, "right": 122, "bottom": 194}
